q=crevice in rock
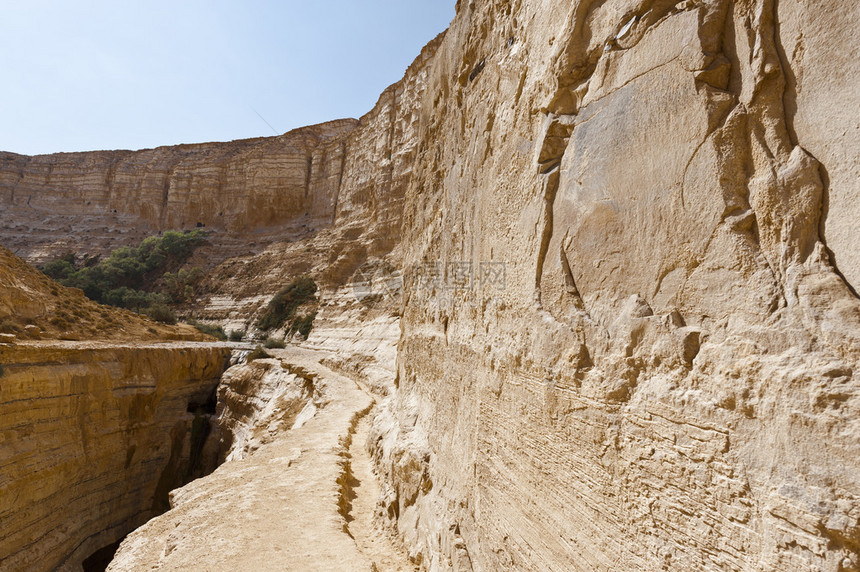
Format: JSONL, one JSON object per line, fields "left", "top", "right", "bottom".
{"left": 771, "top": 0, "right": 798, "bottom": 147}
{"left": 336, "top": 402, "right": 375, "bottom": 538}
{"left": 81, "top": 538, "right": 123, "bottom": 572}
{"left": 304, "top": 153, "right": 313, "bottom": 203}
{"left": 534, "top": 167, "right": 559, "bottom": 306}
{"left": 334, "top": 140, "right": 348, "bottom": 224}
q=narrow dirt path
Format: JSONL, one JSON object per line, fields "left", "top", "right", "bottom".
{"left": 108, "top": 346, "right": 416, "bottom": 571}
{"left": 347, "top": 409, "right": 417, "bottom": 572}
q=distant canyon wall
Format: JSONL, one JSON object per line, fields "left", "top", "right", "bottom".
{"left": 0, "top": 119, "right": 354, "bottom": 233}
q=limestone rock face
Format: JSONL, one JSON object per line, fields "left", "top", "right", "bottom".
{"left": 0, "top": 342, "right": 229, "bottom": 572}
{"left": 0, "top": 119, "right": 356, "bottom": 262}
{"left": 776, "top": 0, "right": 860, "bottom": 292}
{"left": 372, "top": 0, "right": 860, "bottom": 570}
{"left": 216, "top": 358, "right": 315, "bottom": 462}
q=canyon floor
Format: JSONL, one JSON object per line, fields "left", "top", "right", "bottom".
{"left": 107, "top": 345, "right": 415, "bottom": 572}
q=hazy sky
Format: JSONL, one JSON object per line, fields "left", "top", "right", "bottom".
{"left": 0, "top": 1, "right": 453, "bottom": 155}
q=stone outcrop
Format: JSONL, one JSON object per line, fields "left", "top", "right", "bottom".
{"left": 375, "top": 0, "right": 860, "bottom": 569}
{"left": 0, "top": 342, "right": 229, "bottom": 571}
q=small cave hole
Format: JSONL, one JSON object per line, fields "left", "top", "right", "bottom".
{"left": 81, "top": 538, "right": 124, "bottom": 572}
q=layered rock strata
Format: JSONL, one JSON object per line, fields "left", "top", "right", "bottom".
{"left": 0, "top": 119, "right": 356, "bottom": 263}
{"left": 0, "top": 342, "right": 229, "bottom": 571}
{"left": 376, "top": 0, "right": 860, "bottom": 569}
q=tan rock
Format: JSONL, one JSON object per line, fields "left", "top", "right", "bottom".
{"left": 106, "top": 347, "right": 403, "bottom": 572}
{"left": 0, "top": 342, "right": 229, "bottom": 572}
{"left": 375, "top": 0, "right": 860, "bottom": 569}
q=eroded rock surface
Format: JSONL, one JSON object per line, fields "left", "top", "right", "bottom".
{"left": 0, "top": 342, "right": 229, "bottom": 571}
{"left": 377, "top": 0, "right": 860, "bottom": 569}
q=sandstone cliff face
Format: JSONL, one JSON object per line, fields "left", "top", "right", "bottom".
{"left": 0, "top": 119, "right": 356, "bottom": 262}
{"left": 373, "top": 0, "right": 860, "bottom": 569}
{"left": 0, "top": 342, "right": 229, "bottom": 571}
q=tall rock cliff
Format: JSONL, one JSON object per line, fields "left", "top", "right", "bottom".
{"left": 375, "top": 0, "right": 860, "bottom": 569}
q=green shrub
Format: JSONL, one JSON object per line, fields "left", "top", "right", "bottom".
{"left": 288, "top": 312, "right": 317, "bottom": 338}
{"left": 145, "top": 304, "right": 177, "bottom": 324}
{"left": 263, "top": 336, "right": 285, "bottom": 349}
{"left": 162, "top": 267, "right": 205, "bottom": 303}
{"left": 228, "top": 329, "right": 245, "bottom": 342}
{"left": 256, "top": 276, "right": 317, "bottom": 331}
{"left": 246, "top": 345, "right": 271, "bottom": 362}
{"left": 41, "top": 254, "right": 76, "bottom": 280}
{"left": 188, "top": 321, "right": 226, "bottom": 340}
{"left": 40, "top": 230, "right": 206, "bottom": 306}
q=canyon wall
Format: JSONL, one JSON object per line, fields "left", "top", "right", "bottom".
{"left": 372, "top": 0, "right": 860, "bottom": 569}
{"left": 0, "top": 342, "right": 229, "bottom": 571}
{"left": 0, "top": 119, "right": 356, "bottom": 262}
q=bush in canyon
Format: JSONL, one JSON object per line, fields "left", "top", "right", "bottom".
{"left": 41, "top": 230, "right": 206, "bottom": 311}
{"left": 263, "top": 336, "right": 285, "bottom": 349}
{"left": 187, "top": 320, "right": 227, "bottom": 340}
{"left": 144, "top": 303, "right": 177, "bottom": 325}
{"left": 246, "top": 345, "right": 271, "bottom": 362}
{"left": 256, "top": 276, "right": 317, "bottom": 331}
{"left": 288, "top": 312, "right": 317, "bottom": 338}
{"left": 228, "top": 329, "right": 245, "bottom": 341}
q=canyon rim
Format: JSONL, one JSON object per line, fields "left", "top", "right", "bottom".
{"left": 1, "top": 0, "right": 859, "bottom": 571}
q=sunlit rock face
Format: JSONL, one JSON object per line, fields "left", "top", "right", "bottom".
{"left": 0, "top": 119, "right": 356, "bottom": 263}
{"left": 373, "top": 0, "right": 860, "bottom": 569}
{"left": 0, "top": 343, "right": 229, "bottom": 572}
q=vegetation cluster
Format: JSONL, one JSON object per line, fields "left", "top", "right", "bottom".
{"left": 42, "top": 230, "right": 206, "bottom": 323}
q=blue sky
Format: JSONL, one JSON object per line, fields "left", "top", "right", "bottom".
{"left": 0, "top": 1, "right": 453, "bottom": 155}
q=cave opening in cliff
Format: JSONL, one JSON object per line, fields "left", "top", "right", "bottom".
{"left": 81, "top": 538, "right": 123, "bottom": 572}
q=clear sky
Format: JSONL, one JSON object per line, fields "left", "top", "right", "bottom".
{"left": 0, "top": 0, "right": 453, "bottom": 155}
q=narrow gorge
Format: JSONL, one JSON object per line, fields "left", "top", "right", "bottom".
{"left": 1, "top": 0, "right": 859, "bottom": 570}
